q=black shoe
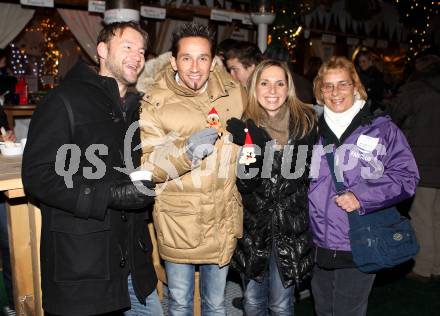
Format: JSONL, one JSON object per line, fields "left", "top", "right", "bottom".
{"left": 232, "top": 297, "right": 244, "bottom": 310}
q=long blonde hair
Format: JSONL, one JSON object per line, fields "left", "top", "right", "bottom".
{"left": 313, "top": 56, "right": 367, "bottom": 105}
{"left": 245, "top": 59, "right": 316, "bottom": 139}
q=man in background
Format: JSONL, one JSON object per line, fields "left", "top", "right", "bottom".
{"left": 224, "top": 40, "right": 263, "bottom": 87}
{"left": 356, "top": 50, "right": 384, "bottom": 113}
{"left": 389, "top": 52, "right": 440, "bottom": 283}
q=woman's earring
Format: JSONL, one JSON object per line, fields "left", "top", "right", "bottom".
{"left": 354, "top": 91, "right": 360, "bottom": 100}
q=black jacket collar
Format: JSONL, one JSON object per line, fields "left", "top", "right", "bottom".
{"left": 318, "top": 103, "right": 379, "bottom": 146}
{"left": 63, "top": 61, "right": 141, "bottom": 115}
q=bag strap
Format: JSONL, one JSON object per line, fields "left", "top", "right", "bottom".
{"left": 322, "top": 137, "right": 346, "bottom": 193}
{"left": 323, "top": 137, "right": 364, "bottom": 222}
{"left": 58, "top": 92, "right": 74, "bottom": 137}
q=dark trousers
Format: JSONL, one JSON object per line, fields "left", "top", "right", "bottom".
{"left": 311, "top": 265, "right": 375, "bottom": 316}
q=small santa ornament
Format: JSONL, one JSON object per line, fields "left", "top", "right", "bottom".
{"left": 206, "top": 107, "right": 224, "bottom": 136}
{"left": 239, "top": 128, "right": 257, "bottom": 165}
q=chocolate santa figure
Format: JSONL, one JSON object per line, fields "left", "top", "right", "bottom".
{"left": 206, "top": 107, "right": 224, "bottom": 136}
{"left": 239, "top": 128, "right": 257, "bottom": 165}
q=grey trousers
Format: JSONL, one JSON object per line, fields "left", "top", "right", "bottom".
{"left": 311, "top": 265, "right": 375, "bottom": 316}
{"left": 411, "top": 186, "right": 440, "bottom": 277}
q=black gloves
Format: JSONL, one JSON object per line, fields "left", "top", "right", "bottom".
{"left": 226, "top": 118, "right": 269, "bottom": 150}
{"left": 109, "top": 180, "right": 155, "bottom": 210}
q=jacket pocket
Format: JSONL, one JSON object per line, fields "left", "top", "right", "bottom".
{"left": 230, "top": 191, "right": 243, "bottom": 238}
{"left": 155, "top": 193, "right": 202, "bottom": 249}
{"left": 50, "top": 210, "right": 110, "bottom": 283}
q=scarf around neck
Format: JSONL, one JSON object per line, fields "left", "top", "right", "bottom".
{"left": 261, "top": 104, "right": 290, "bottom": 146}
{"left": 324, "top": 99, "right": 366, "bottom": 139}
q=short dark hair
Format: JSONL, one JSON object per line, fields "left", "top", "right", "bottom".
{"left": 217, "top": 38, "right": 238, "bottom": 56}
{"left": 224, "top": 41, "right": 263, "bottom": 68}
{"left": 97, "top": 21, "right": 148, "bottom": 49}
{"left": 171, "top": 22, "right": 216, "bottom": 58}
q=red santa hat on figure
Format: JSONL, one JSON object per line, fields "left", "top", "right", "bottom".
{"left": 207, "top": 107, "right": 219, "bottom": 120}
{"left": 239, "top": 128, "right": 257, "bottom": 165}
{"left": 206, "top": 107, "right": 224, "bottom": 136}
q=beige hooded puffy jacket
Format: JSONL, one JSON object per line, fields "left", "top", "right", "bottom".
{"left": 139, "top": 55, "right": 246, "bottom": 266}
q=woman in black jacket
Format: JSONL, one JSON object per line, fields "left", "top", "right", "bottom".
{"left": 227, "top": 59, "right": 317, "bottom": 315}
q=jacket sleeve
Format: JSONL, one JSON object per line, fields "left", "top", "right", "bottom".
{"left": 22, "top": 92, "right": 111, "bottom": 221}
{"left": 139, "top": 100, "right": 192, "bottom": 183}
{"left": 348, "top": 121, "right": 419, "bottom": 215}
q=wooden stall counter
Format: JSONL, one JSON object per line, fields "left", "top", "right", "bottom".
{"left": 2, "top": 104, "right": 37, "bottom": 129}
{"left": 0, "top": 154, "right": 43, "bottom": 316}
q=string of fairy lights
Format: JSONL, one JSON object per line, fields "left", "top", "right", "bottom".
{"left": 269, "top": 0, "right": 438, "bottom": 61}
{"left": 395, "top": 0, "right": 438, "bottom": 61}
{"left": 10, "top": 17, "right": 67, "bottom": 78}
{"left": 269, "top": 2, "right": 312, "bottom": 54}
{"left": 10, "top": 44, "right": 29, "bottom": 76}
{"left": 40, "top": 18, "right": 67, "bottom": 76}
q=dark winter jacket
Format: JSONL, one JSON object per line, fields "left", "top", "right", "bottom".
{"left": 388, "top": 61, "right": 440, "bottom": 188}
{"left": 232, "top": 124, "right": 317, "bottom": 289}
{"left": 22, "top": 61, "right": 157, "bottom": 315}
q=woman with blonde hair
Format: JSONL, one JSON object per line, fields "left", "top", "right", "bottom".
{"left": 309, "top": 56, "right": 419, "bottom": 316}
{"left": 227, "top": 59, "right": 317, "bottom": 315}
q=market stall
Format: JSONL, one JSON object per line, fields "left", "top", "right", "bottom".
{"left": 0, "top": 155, "right": 43, "bottom": 316}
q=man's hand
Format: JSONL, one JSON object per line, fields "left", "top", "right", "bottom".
{"left": 335, "top": 192, "right": 361, "bottom": 212}
{"left": 109, "top": 179, "right": 155, "bottom": 210}
{"left": 186, "top": 128, "right": 218, "bottom": 162}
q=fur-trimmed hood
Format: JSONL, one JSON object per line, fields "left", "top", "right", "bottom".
{"left": 136, "top": 52, "right": 172, "bottom": 94}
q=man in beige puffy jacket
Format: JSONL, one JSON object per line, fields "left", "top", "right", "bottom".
{"left": 139, "top": 22, "right": 246, "bottom": 315}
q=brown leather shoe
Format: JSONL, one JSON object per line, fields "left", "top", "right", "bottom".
{"left": 406, "top": 271, "right": 431, "bottom": 283}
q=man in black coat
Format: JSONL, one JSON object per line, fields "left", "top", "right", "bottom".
{"left": 388, "top": 53, "right": 440, "bottom": 283}
{"left": 22, "top": 22, "right": 161, "bottom": 315}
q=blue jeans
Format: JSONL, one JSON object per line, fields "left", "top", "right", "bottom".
{"left": 164, "top": 261, "right": 229, "bottom": 316}
{"left": 124, "top": 274, "right": 163, "bottom": 315}
{"left": 243, "top": 253, "right": 295, "bottom": 316}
